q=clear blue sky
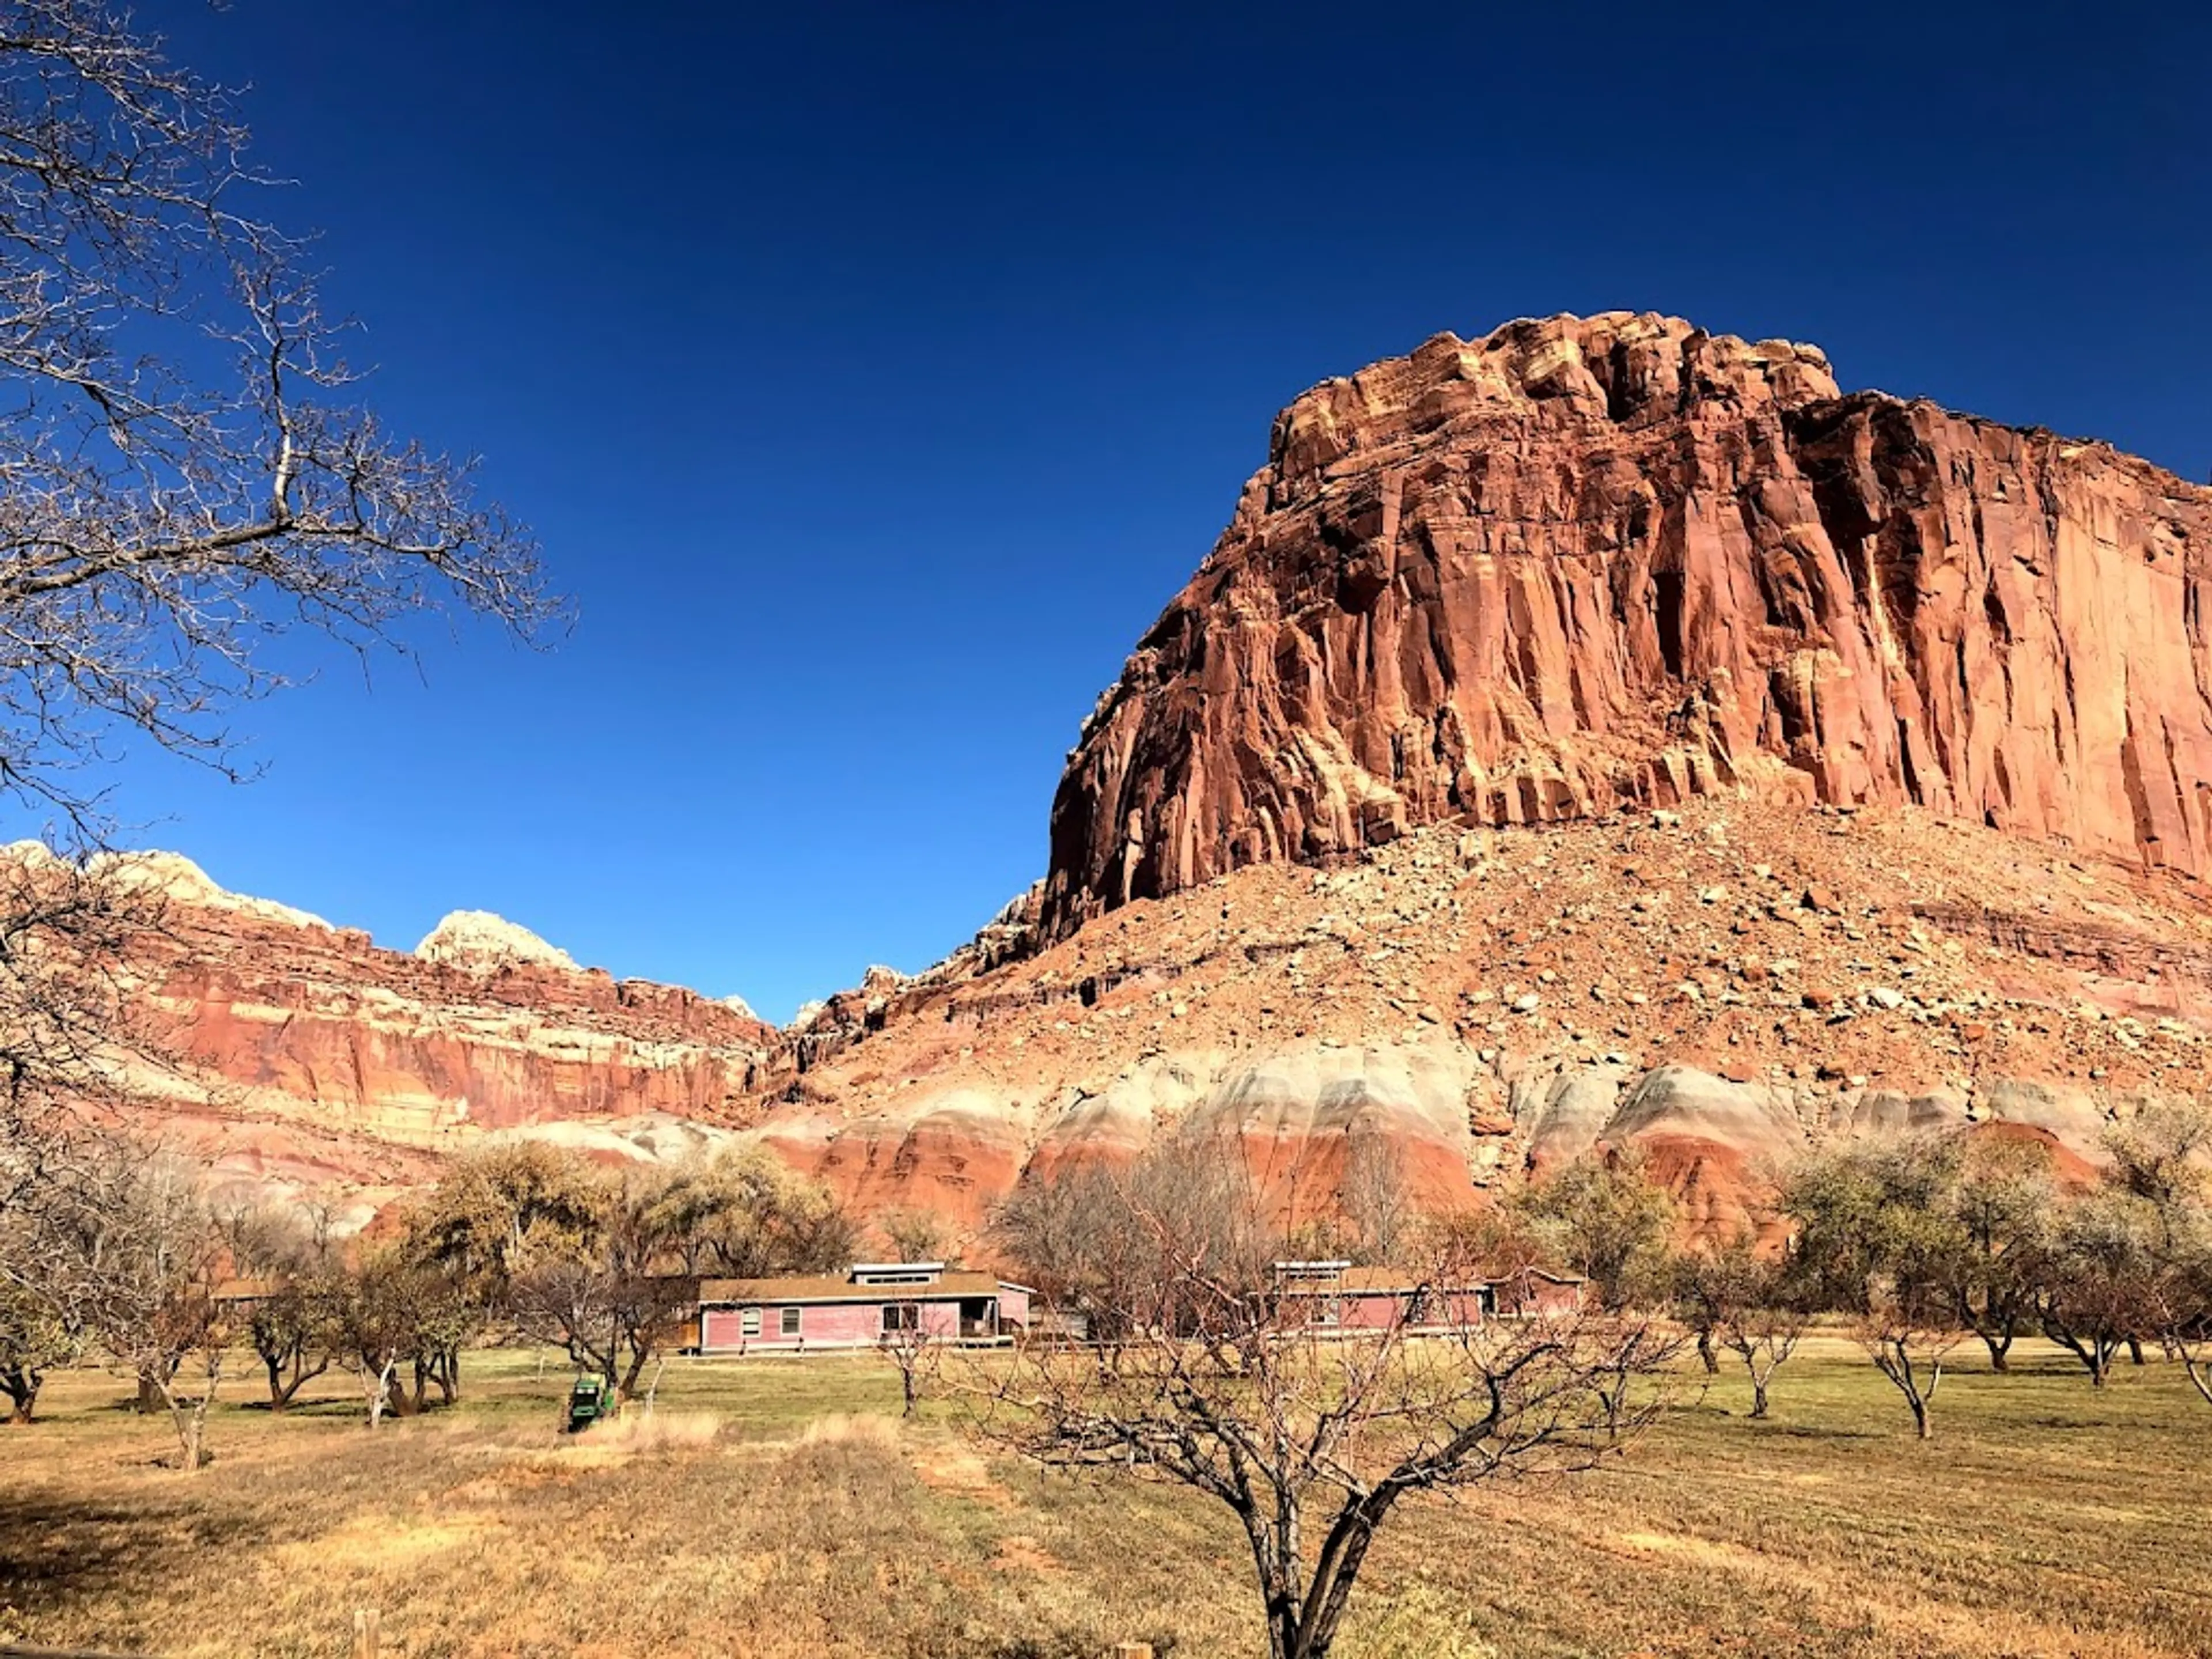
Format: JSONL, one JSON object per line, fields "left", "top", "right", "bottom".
{"left": 52, "top": 1, "right": 2209, "bottom": 1021}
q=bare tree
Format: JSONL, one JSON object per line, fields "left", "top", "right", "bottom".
{"left": 988, "top": 1160, "right": 1145, "bottom": 1336}
{"left": 879, "top": 1310, "right": 931, "bottom": 1419}
{"left": 992, "top": 1136, "right": 1277, "bottom": 1347}
{"left": 0, "top": 4, "right": 555, "bottom": 1267}
{"left": 1336, "top": 1130, "right": 1415, "bottom": 1267}
{"left": 0, "top": 853, "right": 169, "bottom": 1196}
{"left": 7, "top": 1141, "right": 230, "bottom": 1466}
{"left": 960, "top": 1147, "right": 1675, "bottom": 1659}
{"left": 0, "top": 1, "right": 558, "bottom": 843}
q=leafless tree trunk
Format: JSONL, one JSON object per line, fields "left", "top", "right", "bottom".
{"left": 880, "top": 1323, "right": 930, "bottom": 1419}
{"left": 152, "top": 1349, "right": 223, "bottom": 1472}
{"left": 1722, "top": 1319, "right": 1804, "bottom": 1420}
{"left": 1859, "top": 1325, "right": 1959, "bottom": 1441}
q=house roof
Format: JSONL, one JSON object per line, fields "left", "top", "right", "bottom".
{"left": 699, "top": 1270, "right": 1014, "bottom": 1305}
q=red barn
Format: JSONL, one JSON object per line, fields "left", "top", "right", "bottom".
{"left": 697, "top": 1262, "right": 1031, "bottom": 1354}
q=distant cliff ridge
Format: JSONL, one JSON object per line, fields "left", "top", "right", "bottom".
{"left": 1043, "top": 312, "right": 2212, "bottom": 940}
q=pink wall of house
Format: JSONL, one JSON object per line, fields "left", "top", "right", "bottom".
{"left": 1517, "top": 1277, "right": 1585, "bottom": 1316}
{"left": 997, "top": 1285, "right": 1030, "bottom": 1331}
{"left": 700, "top": 1294, "right": 976, "bottom": 1353}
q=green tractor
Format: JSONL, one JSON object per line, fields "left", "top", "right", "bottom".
{"left": 565, "top": 1373, "right": 613, "bottom": 1434}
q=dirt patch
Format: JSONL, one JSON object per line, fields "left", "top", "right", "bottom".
{"left": 911, "top": 1444, "right": 1014, "bottom": 1508}
{"left": 988, "top": 1535, "right": 1062, "bottom": 1573}
{"left": 279, "top": 1514, "right": 499, "bottom": 1570}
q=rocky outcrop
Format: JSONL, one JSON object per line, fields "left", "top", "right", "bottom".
{"left": 415, "top": 909, "right": 578, "bottom": 972}
{"left": 1043, "top": 311, "right": 2212, "bottom": 940}
{"left": 85, "top": 854, "right": 775, "bottom": 1218}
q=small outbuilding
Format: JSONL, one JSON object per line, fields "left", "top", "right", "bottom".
{"left": 1268, "top": 1260, "right": 1586, "bottom": 1333}
{"left": 697, "top": 1262, "right": 1031, "bottom": 1354}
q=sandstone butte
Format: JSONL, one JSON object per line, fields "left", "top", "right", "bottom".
{"left": 79, "top": 312, "right": 2212, "bottom": 1245}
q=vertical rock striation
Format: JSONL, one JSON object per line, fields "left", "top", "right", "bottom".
{"left": 1043, "top": 311, "right": 2212, "bottom": 940}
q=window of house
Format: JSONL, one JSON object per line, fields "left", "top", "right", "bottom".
{"left": 1315, "top": 1297, "right": 1342, "bottom": 1325}
{"left": 882, "top": 1302, "right": 919, "bottom": 1334}
{"left": 740, "top": 1306, "right": 762, "bottom": 1337}
{"left": 780, "top": 1306, "right": 802, "bottom": 1338}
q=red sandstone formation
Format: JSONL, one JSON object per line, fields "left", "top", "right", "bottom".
{"left": 1043, "top": 312, "right": 2212, "bottom": 941}
{"left": 77, "top": 313, "right": 2212, "bottom": 1246}
{"left": 82, "top": 853, "right": 775, "bottom": 1221}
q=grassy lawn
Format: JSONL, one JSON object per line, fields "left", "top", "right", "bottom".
{"left": 1, "top": 1339, "right": 2207, "bottom": 1658}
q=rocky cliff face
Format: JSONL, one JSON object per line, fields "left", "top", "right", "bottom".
{"left": 93, "top": 855, "right": 775, "bottom": 1224}
{"left": 1043, "top": 312, "right": 2212, "bottom": 941}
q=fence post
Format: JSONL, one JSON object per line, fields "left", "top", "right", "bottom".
{"left": 351, "top": 1608, "right": 380, "bottom": 1659}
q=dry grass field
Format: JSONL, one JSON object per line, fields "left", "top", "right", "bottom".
{"left": 1, "top": 1339, "right": 2208, "bottom": 1659}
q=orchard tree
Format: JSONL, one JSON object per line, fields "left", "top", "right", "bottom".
{"left": 1783, "top": 1141, "right": 1968, "bottom": 1440}
{"left": 508, "top": 1166, "right": 691, "bottom": 1402}
{"left": 1675, "top": 1236, "right": 1808, "bottom": 1419}
{"left": 222, "top": 1199, "right": 339, "bottom": 1410}
{"left": 2149, "top": 1217, "right": 2212, "bottom": 1406}
{"left": 246, "top": 1274, "right": 336, "bottom": 1411}
{"left": 637, "top": 1143, "right": 855, "bottom": 1278}
{"left": 1514, "top": 1149, "right": 1676, "bottom": 1310}
{"left": 2036, "top": 1193, "right": 2162, "bottom": 1388}
{"left": 1948, "top": 1136, "right": 2057, "bottom": 1372}
{"left": 962, "top": 1142, "right": 1676, "bottom": 1659}
{"left": 7, "top": 1141, "right": 230, "bottom": 1467}
{"left": 338, "top": 1247, "right": 429, "bottom": 1428}
{"left": 0, "top": 1263, "right": 73, "bottom": 1420}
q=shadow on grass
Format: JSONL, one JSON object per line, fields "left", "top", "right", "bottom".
{"left": 0, "top": 1491, "right": 258, "bottom": 1617}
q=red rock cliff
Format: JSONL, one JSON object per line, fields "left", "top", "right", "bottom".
{"left": 1043, "top": 312, "right": 2212, "bottom": 940}
{"left": 90, "top": 855, "right": 774, "bottom": 1191}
